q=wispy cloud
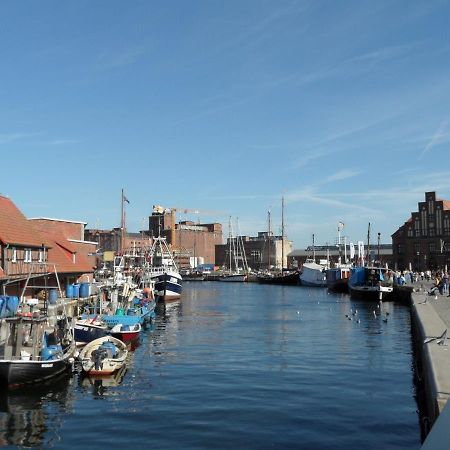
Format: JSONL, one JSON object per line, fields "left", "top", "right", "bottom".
{"left": 419, "top": 119, "right": 450, "bottom": 160}
{"left": 0, "top": 132, "right": 40, "bottom": 145}
{"left": 95, "top": 46, "right": 148, "bottom": 71}
{"left": 46, "top": 139, "right": 82, "bottom": 146}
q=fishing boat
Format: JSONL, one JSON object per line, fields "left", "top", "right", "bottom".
{"left": 74, "top": 316, "right": 108, "bottom": 346}
{"left": 79, "top": 336, "right": 128, "bottom": 376}
{"left": 326, "top": 266, "right": 351, "bottom": 293}
{"left": 109, "top": 323, "right": 141, "bottom": 344}
{"left": 0, "top": 312, "right": 75, "bottom": 388}
{"left": 145, "top": 236, "right": 182, "bottom": 301}
{"left": 348, "top": 266, "right": 394, "bottom": 301}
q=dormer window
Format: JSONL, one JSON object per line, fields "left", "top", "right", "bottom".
{"left": 39, "top": 248, "right": 45, "bottom": 263}
{"left": 11, "top": 247, "right": 17, "bottom": 263}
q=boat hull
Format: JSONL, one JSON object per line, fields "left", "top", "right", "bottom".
{"left": 257, "top": 272, "right": 299, "bottom": 285}
{"left": 218, "top": 274, "right": 247, "bottom": 282}
{"left": 300, "top": 263, "right": 327, "bottom": 287}
{"left": 152, "top": 271, "right": 183, "bottom": 301}
{"left": 74, "top": 321, "right": 108, "bottom": 346}
{"left": 349, "top": 285, "right": 394, "bottom": 301}
{"left": 0, "top": 354, "right": 73, "bottom": 388}
{"left": 110, "top": 324, "right": 141, "bottom": 343}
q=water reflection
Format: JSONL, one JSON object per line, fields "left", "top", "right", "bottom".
{"left": 79, "top": 365, "right": 127, "bottom": 398}
{"left": 0, "top": 373, "right": 73, "bottom": 447}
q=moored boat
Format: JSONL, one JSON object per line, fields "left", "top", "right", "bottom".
{"left": 326, "top": 266, "right": 351, "bottom": 293}
{"left": 257, "top": 271, "right": 299, "bottom": 285}
{"left": 145, "top": 236, "right": 183, "bottom": 301}
{"left": 110, "top": 323, "right": 141, "bottom": 343}
{"left": 79, "top": 336, "right": 128, "bottom": 376}
{"left": 74, "top": 316, "right": 108, "bottom": 346}
{"left": 348, "top": 266, "right": 394, "bottom": 301}
{"left": 300, "top": 260, "right": 327, "bottom": 287}
{"left": 0, "top": 314, "right": 75, "bottom": 388}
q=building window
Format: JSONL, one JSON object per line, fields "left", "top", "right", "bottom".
{"left": 407, "top": 227, "right": 413, "bottom": 237}
{"left": 39, "top": 249, "right": 45, "bottom": 263}
{"left": 429, "top": 242, "right": 436, "bottom": 253}
{"left": 251, "top": 250, "right": 261, "bottom": 261}
{"left": 11, "top": 247, "right": 17, "bottom": 263}
{"left": 397, "top": 244, "right": 405, "bottom": 255}
{"left": 414, "top": 243, "right": 420, "bottom": 253}
{"left": 24, "top": 248, "right": 32, "bottom": 263}
{"left": 429, "top": 229, "right": 435, "bottom": 237}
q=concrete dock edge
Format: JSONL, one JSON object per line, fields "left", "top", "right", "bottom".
{"left": 410, "top": 288, "right": 450, "bottom": 447}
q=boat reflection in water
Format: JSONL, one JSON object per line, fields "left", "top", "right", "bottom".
{"left": 79, "top": 364, "right": 127, "bottom": 398}
{"left": 0, "top": 373, "right": 73, "bottom": 448}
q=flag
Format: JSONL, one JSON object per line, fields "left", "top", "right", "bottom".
{"left": 338, "top": 221, "right": 344, "bottom": 231}
{"left": 123, "top": 194, "right": 130, "bottom": 204}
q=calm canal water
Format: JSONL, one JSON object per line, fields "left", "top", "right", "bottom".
{"left": 0, "top": 283, "right": 421, "bottom": 449}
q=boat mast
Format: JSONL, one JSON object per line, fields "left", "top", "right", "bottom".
{"left": 228, "top": 216, "right": 232, "bottom": 273}
{"left": 281, "top": 196, "right": 285, "bottom": 272}
{"left": 268, "top": 209, "right": 272, "bottom": 271}
{"left": 312, "top": 233, "right": 316, "bottom": 262}
{"left": 120, "top": 188, "right": 125, "bottom": 255}
{"left": 366, "top": 222, "right": 371, "bottom": 266}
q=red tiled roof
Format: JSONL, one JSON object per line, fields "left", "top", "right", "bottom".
{"left": 0, "top": 196, "right": 45, "bottom": 247}
{"left": 31, "top": 222, "right": 95, "bottom": 274}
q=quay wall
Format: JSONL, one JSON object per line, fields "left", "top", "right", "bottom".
{"left": 410, "top": 288, "right": 450, "bottom": 441}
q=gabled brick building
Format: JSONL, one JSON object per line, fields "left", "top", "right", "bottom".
{"left": 392, "top": 191, "right": 450, "bottom": 271}
{"left": 0, "top": 195, "right": 96, "bottom": 297}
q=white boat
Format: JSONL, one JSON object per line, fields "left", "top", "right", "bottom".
{"left": 79, "top": 336, "right": 128, "bottom": 376}
{"left": 300, "top": 260, "right": 327, "bottom": 287}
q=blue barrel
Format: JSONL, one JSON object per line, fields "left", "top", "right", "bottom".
{"left": 66, "top": 284, "right": 74, "bottom": 298}
{"left": 72, "top": 284, "right": 80, "bottom": 298}
{"left": 79, "top": 283, "right": 90, "bottom": 298}
{"left": 49, "top": 289, "right": 58, "bottom": 304}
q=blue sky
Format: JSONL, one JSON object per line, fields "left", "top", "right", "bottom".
{"left": 1, "top": 0, "right": 450, "bottom": 248}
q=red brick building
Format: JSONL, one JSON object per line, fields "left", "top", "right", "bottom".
{"left": 148, "top": 207, "right": 222, "bottom": 266}
{"left": 392, "top": 191, "right": 450, "bottom": 271}
{"left": 0, "top": 195, "right": 96, "bottom": 297}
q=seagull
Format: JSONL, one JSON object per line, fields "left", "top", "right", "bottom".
{"left": 424, "top": 329, "right": 448, "bottom": 345}
{"left": 373, "top": 310, "right": 377, "bottom": 318}
{"left": 438, "top": 329, "right": 448, "bottom": 346}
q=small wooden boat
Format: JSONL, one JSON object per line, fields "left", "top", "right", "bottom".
{"left": 79, "top": 336, "right": 128, "bottom": 376}
{"left": 109, "top": 323, "right": 141, "bottom": 343}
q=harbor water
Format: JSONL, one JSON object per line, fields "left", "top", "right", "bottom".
{"left": 0, "top": 283, "right": 421, "bottom": 449}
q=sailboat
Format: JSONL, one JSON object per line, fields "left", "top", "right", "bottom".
{"left": 219, "top": 217, "right": 248, "bottom": 282}
{"left": 299, "top": 234, "right": 328, "bottom": 287}
{"left": 257, "top": 197, "right": 299, "bottom": 285}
